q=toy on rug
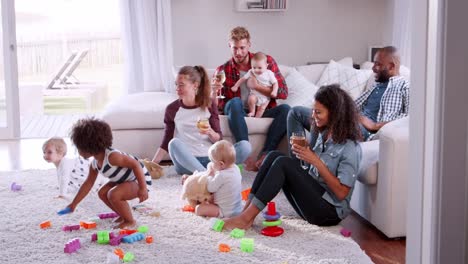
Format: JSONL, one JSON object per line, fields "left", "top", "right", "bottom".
{"left": 10, "top": 182, "right": 22, "bottom": 192}
{"left": 340, "top": 227, "right": 352, "bottom": 237}
{"left": 181, "top": 171, "right": 211, "bottom": 208}
{"left": 140, "top": 159, "right": 164, "bottom": 179}
{"left": 132, "top": 204, "right": 161, "bottom": 217}
{"left": 64, "top": 238, "right": 81, "bottom": 253}
{"left": 261, "top": 202, "right": 284, "bottom": 237}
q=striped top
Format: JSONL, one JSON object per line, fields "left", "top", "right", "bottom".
{"left": 91, "top": 148, "right": 152, "bottom": 186}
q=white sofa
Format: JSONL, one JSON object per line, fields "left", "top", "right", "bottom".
{"left": 101, "top": 58, "right": 409, "bottom": 238}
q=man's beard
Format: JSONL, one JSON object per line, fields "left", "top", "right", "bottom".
{"left": 234, "top": 55, "right": 248, "bottom": 64}
{"left": 375, "top": 69, "right": 391, "bottom": 83}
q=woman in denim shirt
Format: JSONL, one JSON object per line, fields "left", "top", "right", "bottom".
{"left": 224, "top": 84, "right": 362, "bottom": 229}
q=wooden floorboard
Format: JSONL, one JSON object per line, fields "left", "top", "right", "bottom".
{"left": 20, "top": 114, "right": 88, "bottom": 139}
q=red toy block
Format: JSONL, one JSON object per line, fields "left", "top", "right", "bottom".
{"left": 267, "top": 202, "right": 276, "bottom": 216}
{"left": 261, "top": 226, "right": 284, "bottom": 237}
{"left": 146, "top": 235, "right": 153, "bottom": 244}
{"left": 340, "top": 228, "right": 352, "bottom": 237}
{"left": 182, "top": 205, "right": 195, "bottom": 212}
{"left": 218, "top": 243, "right": 231, "bottom": 252}
{"left": 80, "top": 221, "right": 97, "bottom": 229}
{"left": 119, "top": 229, "right": 137, "bottom": 235}
{"left": 40, "top": 221, "right": 51, "bottom": 229}
{"left": 240, "top": 188, "right": 251, "bottom": 201}
{"left": 114, "top": 248, "right": 124, "bottom": 259}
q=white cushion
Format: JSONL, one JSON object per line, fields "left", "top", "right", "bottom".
{"left": 278, "top": 69, "right": 318, "bottom": 107}
{"left": 317, "top": 60, "right": 373, "bottom": 100}
{"left": 295, "top": 57, "right": 353, "bottom": 84}
{"left": 101, "top": 92, "right": 178, "bottom": 130}
{"left": 358, "top": 140, "right": 379, "bottom": 185}
{"left": 278, "top": 64, "right": 294, "bottom": 79}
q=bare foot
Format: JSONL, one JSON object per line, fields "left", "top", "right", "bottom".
{"left": 112, "top": 216, "right": 124, "bottom": 224}
{"left": 114, "top": 220, "right": 137, "bottom": 229}
{"left": 223, "top": 214, "right": 255, "bottom": 230}
{"left": 244, "top": 156, "right": 259, "bottom": 172}
{"left": 247, "top": 112, "right": 255, "bottom": 117}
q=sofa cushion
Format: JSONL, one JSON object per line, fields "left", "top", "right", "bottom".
{"left": 278, "top": 64, "right": 294, "bottom": 79}
{"left": 295, "top": 57, "right": 353, "bottom": 84}
{"left": 358, "top": 140, "right": 379, "bottom": 185}
{"left": 278, "top": 69, "right": 318, "bottom": 107}
{"left": 101, "top": 92, "right": 178, "bottom": 130}
{"left": 219, "top": 115, "right": 273, "bottom": 137}
{"left": 317, "top": 60, "right": 373, "bottom": 99}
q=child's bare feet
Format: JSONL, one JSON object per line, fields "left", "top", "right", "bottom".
{"left": 114, "top": 220, "right": 137, "bottom": 229}
{"left": 247, "top": 112, "right": 255, "bottom": 117}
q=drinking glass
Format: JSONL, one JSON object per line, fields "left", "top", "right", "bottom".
{"left": 291, "top": 131, "right": 309, "bottom": 170}
{"left": 213, "top": 70, "right": 226, "bottom": 99}
{"left": 196, "top": 117, "right": 209, "bottom": 132}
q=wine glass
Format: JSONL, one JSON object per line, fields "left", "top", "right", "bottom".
{"left": 196, "top": 116, "right": 210, "bottom": 147}
{"left": 291, "top": 131, "right": 309, "bottom": 170}
{"left": 213, "top": 70, "right": 226, "bottom": 99}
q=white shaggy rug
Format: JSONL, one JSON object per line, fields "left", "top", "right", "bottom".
{"left": 0, "top": 168, "right": 372, "bottom": 264}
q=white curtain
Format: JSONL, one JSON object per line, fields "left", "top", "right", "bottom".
{"left": 120, "top": 0, "right": 175, "bottom": 94}
{"left": 391, "top": 0, "right": 413, "bottom": 68}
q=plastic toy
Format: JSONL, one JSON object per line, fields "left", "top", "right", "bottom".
{"left": 97, "top": 231, "right": 110, "bottom": 244}
{"left": 57, "top": 207, "right": 72, "bottom": 216}
{"left": 182, "top": 205, "right": 195, "bottom": 212}
{"left": 237, "top": 164, "right": 244, "bottom": 173}
{"left": 218, "top": 243, "right": 231, "bottom": 252}
{"left": 122, "top": 232, "right": 144, "bottom": 244}
{"left": 98, "top": 212, "right": 119, "bottom": 219}
{"left": 146, "top": 235, "right": 153, "bottom": 244}
{"left": 240, "top": 238, "right": 254, "bottom": 253}
{"left": 141, "top": 159, "right": 164, "bottom": 179}
{"left": 132, "top": 204, "right": 161, "bottom": 217}
{"left": 40, "top": 220, "right": 51, "bottom": 229}
{"left": 64, "top": 238, "right": 81, "bottom": 253}
{"left": 62, "top": 224, "right": 80, "bottom": 232}
{"left": 10, "top": 182, "right": 22, "bottom": 192}
{"left": 110, "top": 234, "right": 126, "bottom": 246}
{"left": 119, "top": 229, "right": 137, "bottom": 235}
{"left": 80, "top": 221, "right": 97, "bottom": 229}
{"left": 181, "top": 171, "right": 211, "bottom": 207}
{"left": 211, "top": 218, "right": 225, "bottom": 232}
{"left": 240, "top": 188, "right": 251, "bottom": 201}
{"left": 123, "top": 252, "right": 135, "bottom": 262}
{"left": 114, "top": 248, "right": 125, "bottom": 259}
{"left": 340, "top": 228, "right": 352, "bottom": 237}
{"left": 137, "top": 225, "right": 148, "bottom": 233}
{"left": 261, "top": 202, "right": 284, "bottom": 237}
{"left": 230, "top": 228, "right": 245, "bottom": 238}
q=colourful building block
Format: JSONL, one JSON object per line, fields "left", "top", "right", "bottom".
{"left": 80, "top": 221, "right": 97, "bottom": 229}
{"left": 123, "top": 252, "right": 135, "bottom": 262}
{"left": 137, "top": 225, "right": 148, "bottom": 233}
{"left": 240, "top": 188, "right": 251, "bottom": 201}
{"left": 62, "top": 224, "right": 80, "bottom": 232}
{"left": 218, "top": 243, "right": 231, "bottom": 252}
{"left": 110, "top": 234, "right": 127, "bottom": 246}
{"left": 340, "top": 228, "right": 352, "bottom": 237}
{"left": 212, "top": 218, "right": 224, "bottom": 232}
{"left": 40, "top": 220, "right": 51, "bottom": 229}
{"left": 119, "top": 229, "right": 137, "bottom": 235}
{"left": 182, "top": 205, "right": 195, "bottom": 212}
{"left": 146, "top": 236, "right": 153, "bottom": 244}
{"left": 114, "top": 248, "right": 125, "bottom": 259}
{"left": 10, "top": 182, "right": 22, "bottom": 192}
{"left": 98, "top": 212, "right": 119, "bottom": 219}
{"left": 57, "top": 207, "right": 72, "bottom": 216}
{"left": 240, "top": 238, "right": 254, "bottom": 253}
{"left": 122, "top": 232, "right": 144, "bottom": 244}
{"left": 97, "top": 231, "right": 110, "bottom": 244}
{"left": 230, "top": 228, "right": 245, "bottom": 238}
{"left": 64, "top": 238, "right": 81, "bottom": 253}
{"left": 262, "top": 219, "right": 282, "bottom": 227}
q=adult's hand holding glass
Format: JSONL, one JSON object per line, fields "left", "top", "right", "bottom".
{"left": 290, "top": 131, "right": 309, "bottom": 170}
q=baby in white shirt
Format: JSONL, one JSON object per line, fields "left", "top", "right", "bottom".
{"left": 231, "top": 52, "right": 278, "bottom": 118}
{"left": 42, "top": 137, "right": 106, "bottom": 198}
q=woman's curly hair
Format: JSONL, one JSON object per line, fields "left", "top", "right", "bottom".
{"left": 70, "top": 118, "right": 113, "bottom": 154}
{"left": 312, "top": 84, "right": 362, "bottom": 143}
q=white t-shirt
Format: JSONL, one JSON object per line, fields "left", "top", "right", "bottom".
{"left": 207, "top": 165, "right": 242, "bottom": 218}
{"left": 243, "top": 69, "right": 277, "bottom": 87}
{"left": 56, "top": 157, "right": 107, "bottom": 196}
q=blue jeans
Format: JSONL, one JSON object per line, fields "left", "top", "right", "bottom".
{"left": 359, "top": 123, "right": 372, "bottom": 141}
{"left": 168, "top": 138, "right": 251, "bottom": 175}
{"left": 224, "top": 97, "right": 290, "bottom": 155}
{"left": 287, "top": 106, "right": 312, "bottom": 156}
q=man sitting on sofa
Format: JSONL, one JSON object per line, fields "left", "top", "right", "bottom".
{"left": 211, "top": 26, "right": 290, "bottom": 171}
{"left": 288, "top": 46, "right": 409, "bottom": 142}
{"left": 356, "top": 46, "right": 410, "bottom": 140}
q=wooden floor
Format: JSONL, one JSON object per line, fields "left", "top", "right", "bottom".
{"left": 20, "top": 114, "right": 92, "bottom": 138}
{"left": 0, "top": 138, "right": 406, "bottom": 263}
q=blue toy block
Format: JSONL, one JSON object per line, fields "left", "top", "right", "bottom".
{"left": 57, "top": 207, "right": 72, "bottom": 216}
{"left": 122, "top": 232, "right": 144, "bottom": 244}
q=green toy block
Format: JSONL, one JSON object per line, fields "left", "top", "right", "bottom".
{"left": 240, "top": 238, "right": 254, "bottom": 253}
{"left": 230, "top": 228, "right": 245, "bottom": 238}
{"left": 237, "top": 164, "right": 244, "bottom": 173}
{"left": 123, "top": 252, "right": 135, "bottom": 262}
{"left": 137, "top": 225, "right": 149, "bottom": 233}
{"left": 212, "top": 219, "right": 225, "bottom": 232}
{"left": 97, "top": 231, "right": 110, "bottom": 244}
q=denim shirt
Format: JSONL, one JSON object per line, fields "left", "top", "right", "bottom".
{"left": 308, "top": 130, "right": 362, "bottom": 219}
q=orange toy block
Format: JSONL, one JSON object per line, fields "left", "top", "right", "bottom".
{"left": 146, "top": 235, "right": 153, "bottom": 244}
{"left": 79, "top": 221, "right": 97, "bottom": 229}
{"left": 182, "top": 205, "right": 195, "bottom": 212}
{"left": 114, "top": 248, "right": 124, "bottom": 259}
{"left": 119, "top": 229, "right": 137, "bottom": 235}
{"left": 40, "top": 221, "right": 51, "bottom": 229}
{"left": 218, "top": 243, "right": 231, "bottom": 252}
{"left": 241, "top": 188, "right": 251, "bottom": 201}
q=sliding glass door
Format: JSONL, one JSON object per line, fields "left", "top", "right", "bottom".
{"left": 0, "top": 0, "right": 20, "bottom": 139}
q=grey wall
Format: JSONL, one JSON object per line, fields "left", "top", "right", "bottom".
{"left": 172, "top": 0, "right": 390, "bottom": 68}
